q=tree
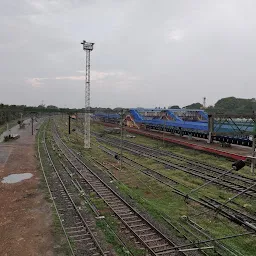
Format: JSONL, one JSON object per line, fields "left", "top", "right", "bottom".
{"left": 184, "top": 103, "right": 203, "bottom": 109}
{"left": 168, "top": 105, "right": 180, "bottom": 109}
{"left": 47, "top": 105, "right": 58, "bottom": 109}
{"left": 214, "top": 97, "right": 256, "bottom": 113}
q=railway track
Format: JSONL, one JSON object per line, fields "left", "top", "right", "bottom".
{"left": 93, "top": 141, "right": 256, "bottom": 232}
{"left": 52, "top": 125, "right": 204, "bottom": 256}
{"left": 94, "top": 135, "right": 256, "bottom": 197}
{"left": 96, "top": 144, "right": 180, "bottom": 187}
{"left": 118, "top": 139, "right": 255, "bottom": 185}
{"left": 53, "top": 119, "right": 256, "bottom": 254}
{"left": 38, "top": 128, "right": 106, "bottom": 256}
{"left": 73, "top": 129, "right": 256, "bottom": 229}
{"left": 201, "top": 196, "right": 256, "bottom": 227}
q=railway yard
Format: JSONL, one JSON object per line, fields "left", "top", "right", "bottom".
{"left": 33, "top": 116, "right": 256, "bottom": 255}
{"left": 3, "top": 2, "right": 256, "bottom": 255}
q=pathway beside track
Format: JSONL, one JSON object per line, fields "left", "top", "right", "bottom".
{"left": 0, "top": 119, "right": 53, "bottom": 256}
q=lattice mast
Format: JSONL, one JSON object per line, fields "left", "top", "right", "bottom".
{"left": 81, "top": 40, "right": 94, "bottom": 148}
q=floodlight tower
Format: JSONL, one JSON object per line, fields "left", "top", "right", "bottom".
{"left": 203, "top": 97, "right": 206, "bottom": 109}
{"left": 81, "top": 40, "right": 94, "bottom": 148}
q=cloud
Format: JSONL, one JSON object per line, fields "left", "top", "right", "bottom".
{"left": 166, "top": 29, "right": 184, "bottom": 42}
{"left": 77, "top": 70, "right": 126, "bottom": 81}
{"left": 26, "top": 77, "right": 47, "bottom": 87}
{"left": 55, "top": 76, "right": 84, "bottom": 81}
{"left": 4, "top": 1, "right": 256, "bottom": 108}
{"left": 26, "top": 70, "right": 141, "bottom": 88}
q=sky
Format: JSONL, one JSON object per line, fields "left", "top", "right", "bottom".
{"left": 1, "top": 0, "right": 256, "bottom": 109}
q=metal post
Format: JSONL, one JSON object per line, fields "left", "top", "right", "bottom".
{"left": 251, "top": 114, "right": 256, "bottom": 175}
{"left": 251, "top": 135, "right": 256, "bottom": 175}
{"left": 68, "top": 115, "right": 71, "bottom": 134}
{"left": 6, "top": 111, "right": 9, "bottom": 135}
{"left": 163, "top": 112, "right": 167, "bottom": 146}
{"left": 84, "top": 49, "right": 91, "bottom": 148}
{"left": 81, "top": 40, "right": 94, "bottom": 149}
{"left": 31, "top": 117, "right": 34, "bottom": 135}
{"left": 179, "top": 127, "right": 182, "bottom": 137}
{"left": 120, "top": 109, "right": 124, "bottom": 171}
{"left": 208, "top": 114, "right": 214, "bottom": 144}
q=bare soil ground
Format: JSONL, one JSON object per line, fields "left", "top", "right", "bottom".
{"left": 0, "top": 121, "right": 53, "bottom": 256}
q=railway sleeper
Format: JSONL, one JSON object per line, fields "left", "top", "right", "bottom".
{"left": 130, "top": 223, "right": 147, "bottom": 229}
{"left": 122, "top": 215, "right": 139, "bottom": 221}
{"left": 149, "top": 243, "right": 169, "bottom": 250}
{"left": 135, "top": 227, "right": 152, "bottom": 234}
{"left": 75, "top": 237, "right": 92, "bottom": 242}
{"left": 90, "top": 182, "right": 103, "bottom": 186}
{"left": 66, "top": 225, "right": 84, "bottom": 230}
{"left": 67, "top": 227, "right": 87, "bottom": 233}
{"left": 94, "top": 188, "right": 111, "bottom": 193}
{"left": 69, "top": 233, "right": 90, "bottom": 239}
{"left": 102, "top": 195, "right": 119, "bottom": 200}
{"left": 139, "top": 232, "right": 157, "bottom": 238}
{"left": 144, "top": 237, "right": 163, "bottom": 244}
{"left": 118, "top": 211, "right": 134, "bottom": 217}
{"left": 105, "top": 199, "right": 121, "bottom": 205}
{"left": 125, "top": 219, "right": 142, "bottom": 225}
{"left": 98, "top": 193, "right": 115, "bottom": 198}
{"left": 112, "top": 206, "right": 129, "bottom": 211}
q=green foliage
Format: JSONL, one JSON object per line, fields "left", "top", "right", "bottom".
{"left": 168, "top": 105, "right": 180, "bottom": 109}
{"left": 213, "top": 97, "right": 256, "bottom": 113}
{"left": 184, "top": 102, "right": 203, "bottom": 109}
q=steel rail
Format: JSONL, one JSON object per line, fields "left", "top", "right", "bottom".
{"left": 92, "top": 136, "right": 256, "bottom": 231}
{"left": 52, "top": 127, "right": 190, "bottom": 256}
{"left": 201, "top": 196, "right": 256, "bottom": 224}
{"left": 97, "top": 134, "right": 256, "bottom": 185}
{"left": 97, "top": 144, "right": 179, "bottom": 186}
{"left": 57, "top": 159, "right": 137, "bottom": 256}
{"left": 95, "top": 136, "right": 256, "bottom": 197}
{"left": 42, "top": 126, "right": 106, "bottom": 256}
{"left": 37, "top": 122, "right": 75, "bottom": 256}
{"left": 124, "top": 140, "right": 256, "bottom": 185}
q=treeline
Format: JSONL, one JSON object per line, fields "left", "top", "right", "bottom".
{"left": 0, "top": 103, "right": 118, "bottom": 113}
{"left": 168, "top": 97, "right": 256, "bottom": 114}
{"left": 1, "top": 96, "right": 256, "bottom": 117}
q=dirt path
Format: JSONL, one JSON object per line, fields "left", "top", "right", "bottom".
{"left": 0, "top": 120, "right": 53, "bottom": 256}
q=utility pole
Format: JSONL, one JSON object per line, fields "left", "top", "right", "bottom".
{"left": 81, "top": 40, "right": 94, "bottom": 149}
{"left": 31, "top": 116, "right": 34, "bottom": 135}
{"left": 120, "top": 109, "right": 124, "bottom": 171}
{"left": 6, "top": 111, "right": 9, "bottom": 136}
{"left": 207, "top": 114, "right": 214, "bottom": 144}
{"left": 30, "top": 112, "right": 36, "bottom": 136}
{"left": 162, "top": 111, "right": 167, "bottom": 146}
{"left": 251, "top": 113, "right": 256, "bottom": 175}
{"left": 68, "top": 115, "right": 71, "bottom": 134}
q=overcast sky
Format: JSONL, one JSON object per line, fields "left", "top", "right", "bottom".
{"left": 1, "top": 0, "right": 256, "bottom": 108}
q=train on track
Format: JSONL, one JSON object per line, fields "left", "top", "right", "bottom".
{"left": 93, "top": 109, "right": 255, "bottom": 148}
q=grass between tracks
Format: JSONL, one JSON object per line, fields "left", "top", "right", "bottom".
{"left": 57, "top": 118, "right": 256, "bottom": 256}
{"left": 36, "top": 121, "right": 72, "bottom": 256}
{"left": 45, "top": 119, "right": 146, "bottom": 255}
